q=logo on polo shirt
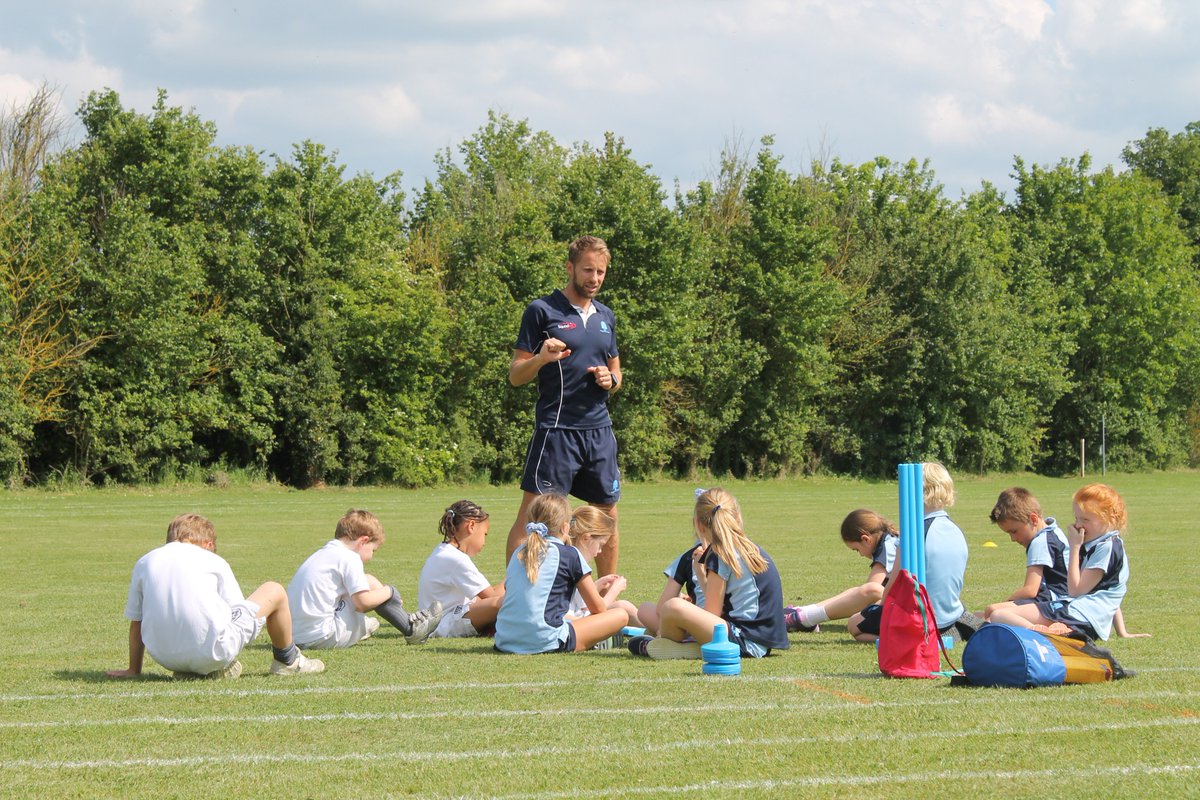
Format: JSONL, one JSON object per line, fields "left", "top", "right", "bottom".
{"left": 556, "top": 322, "right": 577, "bottom": 330}
{"left": 600, "top": 321, "right": 609, "bottom": 333}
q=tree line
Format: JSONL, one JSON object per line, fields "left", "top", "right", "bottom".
{"left": 2, "top": 88, "right": 1198, "bottom": 488}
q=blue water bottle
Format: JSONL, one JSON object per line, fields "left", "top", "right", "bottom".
{"left": 701, "top": 623, "right": 741, "bottom": 676}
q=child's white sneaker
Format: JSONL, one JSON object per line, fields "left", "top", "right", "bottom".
{"left": 405, "top": 601, "right": 445, "bottom": 645}
{"left": 173, "top": 660, "right": 243, "bottom": 680}
{"left": 269, "top": 652, "right": 325, "bottom": 676}
{"left": 646, "top": 638, "right": 703, "bottom": 660}
{"left": 363, "top": 616, "right": 381, "bottom": 640}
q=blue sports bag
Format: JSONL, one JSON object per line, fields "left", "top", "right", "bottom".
{"left": 960, "top": 623, "right": 1067, "bottom": 687}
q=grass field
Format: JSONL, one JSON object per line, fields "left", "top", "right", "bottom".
{"left": 1, "top": 472, "right": 1197, "bottom": 798}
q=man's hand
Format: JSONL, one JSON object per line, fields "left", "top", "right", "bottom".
{"left": 588, "top": 365, "right": 615, "bottom": 390}
{"left": 541, "top": 338, "right": 571, "bottom": 363}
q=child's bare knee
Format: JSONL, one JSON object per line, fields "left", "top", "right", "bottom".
{"left": 861, "top": 583, "right": 884, "bottom": 604}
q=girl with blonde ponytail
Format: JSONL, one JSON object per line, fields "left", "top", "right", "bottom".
{"left": 495, "top": 494, "right": 627, "bottom": 654}
{"left": 628, "top": 487, "right": 789, "bottom": 660}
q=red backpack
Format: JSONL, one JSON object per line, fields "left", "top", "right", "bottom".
{"left": 878, "top": 568, "right": 940, "bottom": 678}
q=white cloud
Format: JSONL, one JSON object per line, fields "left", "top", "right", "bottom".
{"left": 0, "top": 71, "right": 41, "bottom": 107}
{"left": 1056, "top": 0, "right": 1172, "bottom": 50}
{"left": 986, "top": 0, "right": 1052, "bottom": 41}
{"left": 920, "top": 93, "right": 1075, "bottom": 146}
{"left": 0, "top": 44, "right": 125, "bottom": 113}
{"left": 549, "top": 45, "right": 657, "bottom": 94}
{"left": 354, "top": 84, "right": 423, "bottom": 133}
{"left": 126, "top": 0, "right": 209, "bottom": 49}
{"left": 444, "top": 0, "right": 566, "bottom": 22}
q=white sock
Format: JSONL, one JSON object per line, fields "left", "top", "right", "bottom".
{"left": 801, "top": 604, "right": 829, "bottom": 626}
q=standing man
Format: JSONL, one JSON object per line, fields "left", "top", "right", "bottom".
{"left": 507, "top": 235, "right": 623, "bottom": 576}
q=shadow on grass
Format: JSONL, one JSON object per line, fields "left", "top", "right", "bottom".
{"left": 54, "top": 669, "right": 175, "bottom": 684}
{"left": 818, "top": 672, "right": 888, "bottom": 680}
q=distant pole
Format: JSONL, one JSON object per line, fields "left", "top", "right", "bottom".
{"left": 1081, "top": 438, "right": 1086, "bottom": 478}
{"left": 1102, "top": 413, "right": 1107, "bottom": 476}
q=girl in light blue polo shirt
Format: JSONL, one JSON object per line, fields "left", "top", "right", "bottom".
{"left": 494, "top": 494, "right": 626, "bottom": 654}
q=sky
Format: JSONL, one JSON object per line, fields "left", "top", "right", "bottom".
{"left": 1, "top": 0, "right": 1198, "bottom": 200}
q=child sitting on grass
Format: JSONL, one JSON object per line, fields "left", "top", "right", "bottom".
{"left": 288, "top": 509, "right": 444, "bottom": 649}
{"left": 108, "top": 514, "right": 324, "bottom": 679}
{"left": 417, "top": 500, "right": 505, "bottom": 638}
{"left": 566, "top": 505, "right": 640, "bottom": 626}
{"left": 629, "top": 487, "right": 788, "bottom": 660}
{"left": 981, "top": 487, "right": 1069, "bottom": 621}
{"left": 984, "top": 487, "right": 1148, "bottom": 638}
{"left": 494, "top": 494, "right": 627, "bottom": 654}
{"left": 849, "top": 462, "right": 981, "bottom": 642}
{"left": 784, "top": 509, "right": 898, "bottom": 637}
{"left": 989, "top": 483, "right": 1135, "bottom": 641}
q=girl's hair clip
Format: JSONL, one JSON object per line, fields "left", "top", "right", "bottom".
{"left": 525, "top": 522, "right": 550, "bottom": 538}
{"left": 446, "top": 508, "right": 456, "bottom": 518}
{"left": 694, "top": 487, "right": 707, "bottom": 499}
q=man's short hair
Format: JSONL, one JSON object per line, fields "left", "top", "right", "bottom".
{"left": 568, "top": 235, "right": 610, "bottom": 265}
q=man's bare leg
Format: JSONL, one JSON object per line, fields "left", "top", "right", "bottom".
{"left": 506, "top": 491, "right": 538, "bottom": 565}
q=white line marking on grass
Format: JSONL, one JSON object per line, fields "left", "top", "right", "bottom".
{"left": 4, "top": 690, "right": 1195, "bottom": 734}
{"left": 4, "top": 716, "right": 1197, "bottom": 771}
{"left": 0, "top": 675, "right": 705, "bottom": 703}
{"left": 4, "top": 688, "right": 1198, "bottom": 729}
{"left": 5, "top": 668, "right": 1198, "bottom": 704}
{"left": 0, "top": 702, "right": 777, "bottom": 729}
{"left": 470, "top": 763, "right": 1200, "bottom": 800}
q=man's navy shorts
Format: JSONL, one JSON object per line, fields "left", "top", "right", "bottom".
{"left": 521, "top": 426, "right": 620, "bottom": 505}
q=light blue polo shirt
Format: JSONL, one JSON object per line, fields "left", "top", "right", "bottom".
{"left": 495, "top": 538, "right": 589, "bottom": 654}
{"left": 1064, "top": 532, "right": 1128, "bottom": 641}
{"left": 924, "top": 510, "right": 968, "bottom": 629}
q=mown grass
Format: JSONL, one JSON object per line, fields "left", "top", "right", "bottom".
{"left": 0, "top": 472, "right": 1196, "bottom": 799}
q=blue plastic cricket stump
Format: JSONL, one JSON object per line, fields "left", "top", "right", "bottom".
{"left": 701, "top": 623, "right": 741, "bottom": 676}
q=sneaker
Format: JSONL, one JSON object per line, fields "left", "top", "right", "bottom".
{"left": 363, "top": 616, "right": 381, "bottom": 640}
{"left": 404, "top": 600, "right": 445, "bottom": 645}
{"left": 269, "top": 652, "right": 326, "bottom": 676}
{"left": 955, "top": 610, "right": 986, "bottom": 641}
{"left": 646, "top": 638, "right": 703, "bottom": 660}
{"left": 173, "top": 660, "right": 243, "bottom": 680}
{"left": 783, "top": 606, "right": 820, "bottom": 633}
{"left": 627, "top": 634, "right": 654, "bottom": 657}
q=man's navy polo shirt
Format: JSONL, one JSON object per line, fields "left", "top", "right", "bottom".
{"left": 514, "top": 289, "right": 618, "bottom": 430}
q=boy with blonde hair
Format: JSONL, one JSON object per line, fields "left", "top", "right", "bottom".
{"left": 108, "top": 514, "right": 324, "bottom": 679}
{"left": 287, "top": 509, "right": 444, "bottom": 649}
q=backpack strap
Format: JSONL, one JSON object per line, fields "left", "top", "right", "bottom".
{"left": 937, "top": 626, "right": 963, "bottom": 675}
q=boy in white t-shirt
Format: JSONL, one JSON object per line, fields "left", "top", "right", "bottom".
{"left": 288, "top": 509, "right": 444, "bottom": 649}
{"left": 107, "top": 514, "right": 324, "bottom": 680}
